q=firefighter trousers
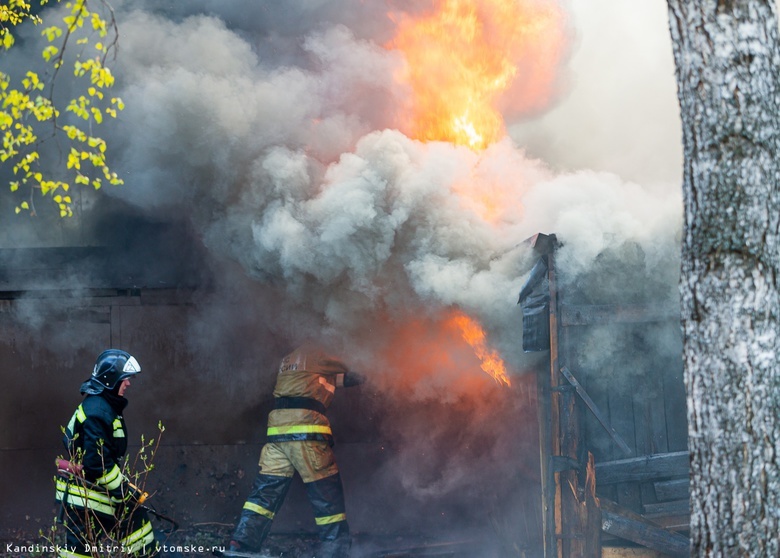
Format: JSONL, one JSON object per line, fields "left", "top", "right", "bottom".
{"left": 232, "top": 441, "right": 351, "bottom": 557}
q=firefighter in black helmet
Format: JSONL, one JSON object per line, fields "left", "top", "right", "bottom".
{"left": 222, "top": 342, "right": 366, "bottom": 558}
{"left": 55, "top": 349, "right": 160, "bottom": 557}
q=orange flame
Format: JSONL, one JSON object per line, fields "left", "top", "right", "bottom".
{"left": 450, "top": 310, "right": 511, "bottom": 386}
{"left": 390, "top": 0, "right": 567, "bottom": 151}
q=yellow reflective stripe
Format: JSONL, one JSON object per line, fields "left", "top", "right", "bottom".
{"left": 315, "top": 512, "right": 346, "bottom": 525}
{"left": 66, "top": 414, "right": 77, "bottom": 436}
{"left": 121, "top": 519, "right": 155, "bottom": 553}
{"left": 66, "top": 404, "right": 88, "bottom": 436}
{"left": 55, "top": 483, "right": 113, "bottom": 506}
{"left": 56, "top": 478, "right": 113, "bottom": 504}
{"left": 55, "top": 479, "right": 115, "bottom": 515}
{"left": 243, "top": 501, "right": 275, "bottom": 519}
{"left": 112, "top": 418, "right": 125, "bottom": 438}
{"left": 95, "top": 463, "right": 123, "bottom": 490}
{"left": 318, "top": 376, "right": 336, "bottom": 394}
{"left": 266, "top": 425, "right": 332, "bottom": 436}
{"left": 62, "top": 495, "right": 113, "bottom": 515}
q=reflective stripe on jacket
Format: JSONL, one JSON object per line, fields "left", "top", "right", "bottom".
{"left": 266, "top": 343, "right": 348, "bottom": 444}
{"left": 61, "top": 394, "right": 129, "bottom": 497}
{"left": 55, "top": 477, "right": 116, "bottom": 515}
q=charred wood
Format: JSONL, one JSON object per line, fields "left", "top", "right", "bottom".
{"left": 600, "top": 499, "right": 689, "bottom": 557}
{"left": 595, "top": 452, "right": 688, "bottom": 485}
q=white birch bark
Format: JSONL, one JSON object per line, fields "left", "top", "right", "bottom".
{"left": 665, "top": 1, "right": 780, "bottom": 555}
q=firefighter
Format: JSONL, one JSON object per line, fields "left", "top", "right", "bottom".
{"left": 55, "top": 349, "right": 159, "bottom": 557}
{"left": 223, "top": 342, "right": 366, "bottom": 558}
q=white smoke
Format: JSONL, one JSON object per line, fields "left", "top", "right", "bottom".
{"left": 5, "top": 0, "right": 683, "bottom": 368}
{"left": 108, "top": 2, "right": 679, "bottom": 346}
{"left": 510, "top": 0, "right": 682, "bottom": 186}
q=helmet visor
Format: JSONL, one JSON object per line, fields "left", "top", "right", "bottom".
{"left": 123, "top": 356, "right": 141, "bottom": 374}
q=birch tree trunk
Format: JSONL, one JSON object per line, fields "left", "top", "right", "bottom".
{"left": 666, "top": 1, "right": 780, "bottom": 555}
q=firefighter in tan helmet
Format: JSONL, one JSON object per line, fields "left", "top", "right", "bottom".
{"left": 223, "top": 342, "right": 366, "bottom": 558}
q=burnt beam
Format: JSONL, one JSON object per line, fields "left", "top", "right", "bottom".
{"left": 600, "top": 499, "right": 689, "bottom": 557}
{"left": 643, "top": 499, "right": 690, "bottom": 518}
{"left": 595, "top": 451, "right": 689, "bottom": 485}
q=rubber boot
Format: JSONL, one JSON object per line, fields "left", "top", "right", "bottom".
{"left": 232, "top": 473, "right": 292, "bottom": 551}
{"left": 305, "top": 473, "right": 351, "bottom": 558}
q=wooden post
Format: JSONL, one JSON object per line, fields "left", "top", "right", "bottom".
{"left": 531, "top": 233, "right": 594, "bottom": 558}
{"left": 545, "top": 250, "right": 563, "bottom": 558}
{"left": 555, "top": 253, "right": 587, "bottom": 557}
{"left": 579, "top": 453, "right": 602, "bottom": 556}
{"left": 559, "top": 368, "right": 581, "bottom": 556}
{"left": 537, "top": 351, "right": 556, "bottom": 558}
{"left": 537, "top": 247, "right": 560, "bottom": 558}
{"left": 543, "top": 239, "right": 598, "bottom": 558}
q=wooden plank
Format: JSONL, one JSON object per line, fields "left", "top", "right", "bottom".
{"left": 559, "top": 381, "right": 579, "bottom": 557}
{"left": 536, "top": 250, "right": 558, "bottom": 558}
{"left": 581, "top": 453, "right": 602, "bottom": 557}
{"left": 662, "top": 357, "right": 688, "bottom": 453}
{"left": 647, "top": 373, "right": 669, "bottom": 455}
{"left": 536, "top": 364, "right": 555, "bottom": 558}
{"left": 560, "top": 304, "right": 678, "bottom": 326}
{"left": 605, "top": 377, "right": 640, "bottom": 512}
{"left": 631, "top": 379, "right": 659, "bottom": 510}
{"left": 581, "top": 361, "right": 615, "bottom": 470}
{"left": 654, "top": 479, "right": 690, "bottom": 502}
{"left": 600, "top": 500, "right": 689, "bottom": 557}
{"left": 596, "top": 452, "right": 689, "bottom": 485}
{"left": 643, "top": 499, "right": 690, "bottom": 517}
{"left": 547, "top": 250, "right": 562, "bottom": 558}
{"left": 561, "top": 366, "right": 631, "bottom": 455}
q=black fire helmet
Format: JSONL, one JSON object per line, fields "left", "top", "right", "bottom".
{"left": 81, "top": 349, "right": 142, "bottom": 395}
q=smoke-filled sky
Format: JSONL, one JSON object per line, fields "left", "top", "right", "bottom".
{"left": 4, "top": 1, "right": 683, "bottom": 367}
{"left": 108, "top": 0, "right": 679, "bottom": 367}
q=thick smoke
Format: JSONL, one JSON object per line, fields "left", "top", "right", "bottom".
{"left": 105, "top": 1, "right": 679, "bottom": 356}
{"left": 4, "top": 0, "right": 683, "bottom": 551}
{"left": 5, "top": 0, "right": 683, "bottom": 367}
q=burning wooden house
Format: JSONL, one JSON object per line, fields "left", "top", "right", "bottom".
{"left": 518, "top": 233, "right": 689, "bottom": 558}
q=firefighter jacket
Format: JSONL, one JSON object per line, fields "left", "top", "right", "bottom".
{"left": 266, "top": 344, "right": 350, "bottom": 445}
{"left": 55, "top": 392, "right": 131, "bottom": 515}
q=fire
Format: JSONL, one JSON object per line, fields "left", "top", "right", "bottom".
{"left": 450, "top": 310, "right": 511, "bottom": 387}
{"left": 370, "top": 312, "right": 512, "bottom": 392}
{"left": 389, "top": 0, "right": 567, "bottom": 151}
{"left": 383, "top": 0, "right": 565, "bottom": 380}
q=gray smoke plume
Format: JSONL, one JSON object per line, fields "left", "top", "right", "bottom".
{"left": 5, "top": 0, "right": 683, "bottom": 366}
